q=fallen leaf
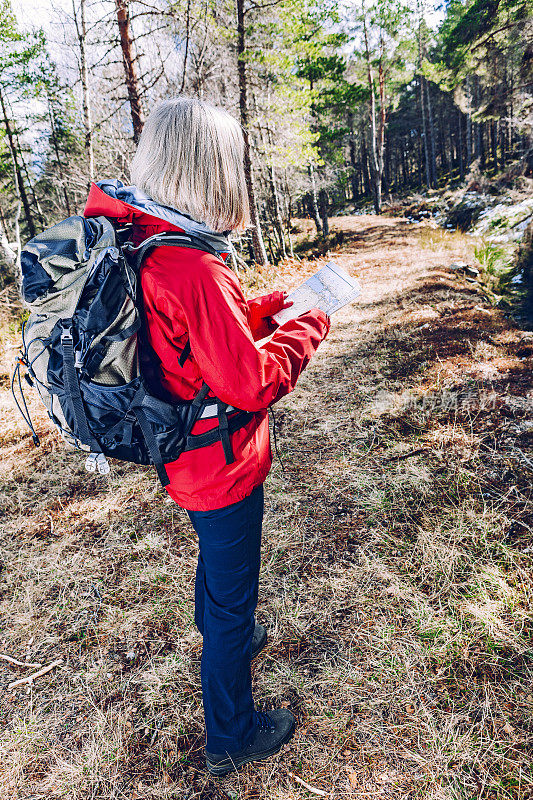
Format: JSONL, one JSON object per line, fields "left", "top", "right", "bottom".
{"left": 503, "top": 721, "right": 515, "bottom": 735}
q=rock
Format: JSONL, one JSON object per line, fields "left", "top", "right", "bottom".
{"left": 446, "top": 193, "right": 487, "bottom": 231}
{"left": 471, "top": 198, "right": 533, "bottom": 243}
{"left": 448, "top": 263, "right": 479, "bottom": 278}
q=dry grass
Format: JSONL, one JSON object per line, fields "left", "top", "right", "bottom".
{"left": 0, "top": 216, "right": 532, "bottom": 800}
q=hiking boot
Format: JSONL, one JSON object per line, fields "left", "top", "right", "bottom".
{"left": 251, "top": 623, "right": 267, "bottom": 660}
{"left": 205, "top": 709, "right": 295, "bottom": 776}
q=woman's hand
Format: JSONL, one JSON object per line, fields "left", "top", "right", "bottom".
{"left": 247, "top": 291, "right": 293, "bottom": 339}
{"left": 258, "top": 291, "right": 293, "bottom": 317}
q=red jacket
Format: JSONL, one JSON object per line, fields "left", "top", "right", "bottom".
{"left": 84, "top": 182, "right": 330, "bottom": 510}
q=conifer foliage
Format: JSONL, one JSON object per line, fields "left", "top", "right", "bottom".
{"left": 0, "top": 0, "right": 531, "bottom": 270}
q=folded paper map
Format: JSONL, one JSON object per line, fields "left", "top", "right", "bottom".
{"left": 273, "top": 261, "right": 362, "bottom": 326}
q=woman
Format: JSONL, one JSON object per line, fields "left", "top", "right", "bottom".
{"left": 83, "top": 98, "right": 330, "bottom": 775}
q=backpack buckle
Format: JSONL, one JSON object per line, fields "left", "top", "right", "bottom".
{"left": 59, "top": 320, "right": 73, "bottom": 341}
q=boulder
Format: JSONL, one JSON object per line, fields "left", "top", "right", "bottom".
{"left": 446, "top": 193, "right": 487, "bottom": 231}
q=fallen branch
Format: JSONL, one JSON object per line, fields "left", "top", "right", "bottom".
{"left": 0, "top": 654, "right": 42, "bottom": 669}
{"left": 383, "top": 447, "right": 428, "bottom": 463}
{"left": 7, "top": 659, "right": 63, "bottom": 689}
{"left": 289, "top": 772, "right": 329, "bottom": 797}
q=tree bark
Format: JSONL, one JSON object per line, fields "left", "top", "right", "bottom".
{"left": 491, "top": 121, "right": 498, "bottom": 172}
{"left": 438, "top": 101, "right": 448, "bottom": 175}
{"left": 418, "top": 73, "right": 431, "bottom": 189}
{"left": 458, "top": 111, "right": 464, "bottom": 180}
{"left": 0, "top": 86, "right": 35, "bottom": 239}
{"left": 349, "top": 135, "right": 359, "bottom": 200}
{"left": 425, "top": 79, "right": 437, "bottom": 187}
{"left": 363, "top": 12, "right": 383, "bottom": 213}
{"left": 47, "top": 95, "right": 71, "bottom": 216}
{"left": 178, "top": 0, "right": 191, "bottom": 93}
{"left": 72, "top": 0, "right": 94, "bottom": 182}
{"left": 465, "top": 79, "right": 473, "bottom": 167}
{"left": 235, "top": 0, "right": 268, "bottom": 265}
{"left": 283, "top": 172, "right": 295, "bottom": 258}
{"left": 308, "top": 164, "right": 322, "bottom": 234}
{"left": 0, "top": 202, "right": 17, "bottom": 272}
{"left": 401, "top": 138, "right": 408, "bottom": 187}
{"left": 259, "top": 117, "right": 287, "bottom": 258}
{"left": 268, "top": 163, "right": 286, "bottom": 257}
{"left": 318, "top": 189, "right": 329, "bottom": 237}
{"left": 115, "top": 0, "right": 145, "bottom": 143}
{"left": 348, "top": 115, "right": 359, "bottom": 200}
{"left": 361, "top": 133, "right": 371, "bottom": 196}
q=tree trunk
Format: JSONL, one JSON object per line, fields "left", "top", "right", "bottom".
{"left": 401, "top": 138, "right": 408, "bottom": 187}
{"left": 363, "top": 12, "right": 382, "bottom": 213}
{"left": 262, "top": 121, "right": 287, "bottom": 258}
{"left": 0, "top": 202, "right": 17, "bottom": 273}
{"left": 458, "top": 112, "right": 464, "bottom": 180}
{"left": 419, "top": 75, "right": 431, "bottom": 189}
{"left": 465, "top": 81, "right": 473, "bottom": 167}
{"left": 178, "top": 0, "right": 191, "bottom": 93}
{"left": 284, "top": 173, "right": 295, "bottom": 258}
{"left": 268, "top": 164, "right": 286, "bottom": 257}
{"left": 318, "top": 189, "right": 329, "bottom": 237}
{"left": 0, "top": 86, "right": 35, "bottom": 239}
{"left": 348, "top": 117, "right": 359, "bottom": 200}
{"left": 384, "top": 130, "right": 392, "bottom": 200}
{"left": 425, "top": 79, "right": 437, "bottom": 187}
{"left": 448, "top": 127, "right": 455, "bottom": 179}
{"left": 47, "top": 95, "right": 71, "bottom": 216}
{"left": 236, "top": 0, "right": 268, "bottom": 265}
{"left": 500, "top": 116, "right": 507, "bottom": 167}
{"left": 491, "top": 121, "right": 498, "bottom": 172}
{"left": 308, "top": 164, "right": 322, "bottom": 234}
{"left": 438, "top": 101, "right": 448, "bottom": 176}
{"left": 72, "top": 0, "right": 94, "bottom": 182}
{"left": 349, "top": 137, "right": 359, "bottom": 200}
{"left": 361, "top": 134, "right": 371, "bottom": 196}
{"left": 115, "top": 0, "right": 145, "bottom": 143}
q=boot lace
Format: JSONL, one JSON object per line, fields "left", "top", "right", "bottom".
{"left": 255, "top": 710, "right": 275, "bottom": 732}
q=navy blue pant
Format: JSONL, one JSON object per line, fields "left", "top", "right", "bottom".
{"left": 187, "top": 484, "right": 264, "bottom": 753}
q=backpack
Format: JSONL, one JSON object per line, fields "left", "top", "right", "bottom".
{"left": 14, "top": 215, "right": 254, "bottom": 486}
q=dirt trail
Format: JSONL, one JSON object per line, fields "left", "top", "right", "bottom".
{"left": 0, "top": 216, "right": 532, "bottom": 799}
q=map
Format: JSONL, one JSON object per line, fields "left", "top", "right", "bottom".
{"left": 273, "top": 261, "right": 362, "bottom": 326}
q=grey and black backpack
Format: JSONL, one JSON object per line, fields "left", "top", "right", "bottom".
{"left": 14, "top": 215, "right": 253, "bottom": 485}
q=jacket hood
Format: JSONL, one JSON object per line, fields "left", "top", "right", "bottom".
{"left": 84, "top": 179, "right": 232, "bottom": 261}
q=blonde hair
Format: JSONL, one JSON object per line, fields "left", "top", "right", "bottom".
{"left": 130, "top": 97, "right": 250, "bottom": 233}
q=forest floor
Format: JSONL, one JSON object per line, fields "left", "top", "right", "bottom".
{"left": 0, "top": 215, "right": 532, "bottom": 800}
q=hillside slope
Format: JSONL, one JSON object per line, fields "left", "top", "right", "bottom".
{"left": 0, "top": 216, "right": 532, "bottom": 800}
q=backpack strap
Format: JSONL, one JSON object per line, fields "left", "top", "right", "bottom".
{"left": 184, "top": 410, "right": 254, "bottom": 453}
{"left": 124, "top": 231, "right": 222, "bottom": 273}
{"left": 130, "top": 381, "right": 213, "bottom": 487}
{"left": 125, "top": 231, "right": 246, "bottom": 472}
{"left": 60, "top": 319, "right": 102, "bottom": 453}
{"left": 216, "top": 400, "right": 234, "bottom": 464}
{"left": 178, "top": 339, "right": 191, "bottom": 367}
{"left": 191, "top": 381, "right": 211, "bottom": 407}
{"left": 130, "top": 385, "right": 170, "bottom": 486}
{"left": 132, "top": 404, "right": 170, "bottom": 487}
